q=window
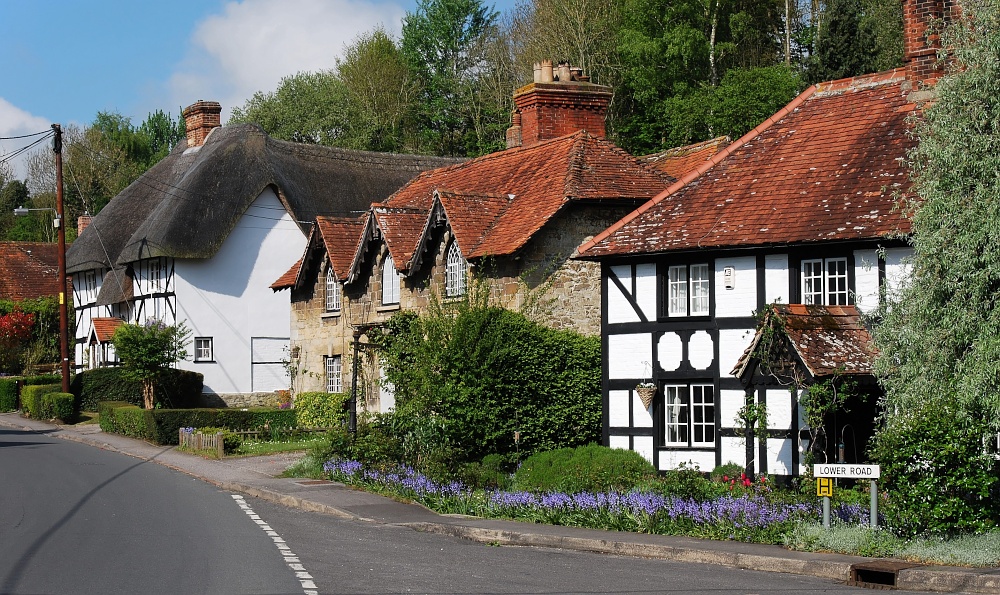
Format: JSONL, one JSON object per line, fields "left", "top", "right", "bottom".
{"left": 666, "top": 263, "right": 710, "bottom": 317}
{"left": 325, "top": 355, "right": 342, "bottom": 393}
{"left": 83, "top": 270, "right": 97, "bottom": 298}
{"left": 325, "top": 266, "right": 341, "bottom": 312}
{"left": 802, "top": 257, "right": 849, "bottom": 305}
{"left": 194, "top": 337, "right": 213, "bottom": 362}
{"left": 148, "top": 259, "right": 163, "bottom": 293}
{"left": 664, "top": 383, "right": 715, "bottom": 447}
{"left": 446, "top": 243, "right": 466, "bottom": 297}
{"left": 382, "top": 254, "right": 400, "bottom": 305}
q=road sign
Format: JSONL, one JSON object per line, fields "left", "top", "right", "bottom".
{"left": 817, "top": 477, "right": 833, "bottom": 497}
{"left": 812, "top": 464, "right": 880, "bottom": 479}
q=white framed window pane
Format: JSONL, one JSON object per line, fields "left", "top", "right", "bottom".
{"left": 325, "top": 267, "right": 340, "bottom": 312}
{"left": 801, "top": 259, "right": 823, "bottom": 305}
{"left": 664, "top": 385, "right": 689, "bottom": 445}
{"left": 446, "top": 243, "right": 466, "bottom": 297}
{"left": 326, "top": 355, "right": 342, "bottom": 393}
{"left": 668, "top": 266, "right": 688, "bottom": 316}
{"left": 690, "top": 264, "right": 710, "bottom": 315}
{"left": 195, "top": 337, "right": 213, "bottom": 361}
{"left": 382, "top": 255, "right": 400, "bottom": 305}
{"left": 691, "top": 384, "right": 715, "bottom": 446}
{"left": 826, "top": 258, "right": 848, "bottom": 305}
{"left": 149, "top": 259, "right": 162, "bottom": 293}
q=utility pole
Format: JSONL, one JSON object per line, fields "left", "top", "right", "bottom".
{"left": 53, "top": 124, "right": 70, "bottom": 393}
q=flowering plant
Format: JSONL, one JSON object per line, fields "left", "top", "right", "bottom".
{"left": 636, "top": 381, "right": 655, "bottom": 389}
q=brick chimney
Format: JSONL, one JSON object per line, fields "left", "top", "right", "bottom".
{"left": 505, "top": 60, "right": 612, "bottom": 149}
{"left": 904, "top": 0, "right": 959, "bottom": 89}
{"left": 182, "top": 100, "right": 222, "bottom": 148}
{"left": 77, "top": 214, "right": 92, "bottom": 237}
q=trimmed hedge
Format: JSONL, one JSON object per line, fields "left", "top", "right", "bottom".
{"left": 72, "top": 367, "right": 204, "bottom": 412}
{"left": 513, "top": 444, "right": 657, "bottom": 494}
{"left": 23, "top": 374, "right": 61, "bottom": 386}
{"left": 294, "top": 391, "right": 348, "bottom": 428}
{"left": 21, "top": 383, "right": 62, "bottom": 419}
{"left": 0, "top": 378, "right": 17, "bottom": 412}
{"left": 98, "top": 401, "right": 297, "bottom": 445}
{"left": 43, "top": 392, "right": 75, "bottom": 422}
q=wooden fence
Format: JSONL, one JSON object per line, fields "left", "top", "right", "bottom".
{"left": 178, "top": 429, "right": 223, "bottom": 458}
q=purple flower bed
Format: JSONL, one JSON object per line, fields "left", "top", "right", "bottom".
{"left": 321, "top": 458, "right": 872, "bottom": 543}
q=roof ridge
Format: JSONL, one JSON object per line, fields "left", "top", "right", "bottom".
{"left": 814, "top": 67, "right": 906, "bottom": 96}
{"left": 577, "top": 83, "right": 820, "bottom": 256}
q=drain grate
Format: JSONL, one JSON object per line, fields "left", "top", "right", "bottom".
{"left": 848, "top": 560, "right": 923, "bottom": 589}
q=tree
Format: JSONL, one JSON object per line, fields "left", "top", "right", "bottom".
{"left": 806, "top": 0, "right": 877, "bottom": 83}
{"left": 112, "top": 320, "right": 191, "bottom": 409}
{"left": 872, "top": 0, "right": 1000, "bottom": 535}
{"left": 336, "top": 27, "right": 420, "bottom": 152}
{"left": 401, "top": 0, "right": 500, "bottom": 156}
{"left": 229, "top": 71, "right": 351, "bottom": 145}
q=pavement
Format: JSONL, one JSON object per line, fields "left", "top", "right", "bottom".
{"left": 2, "top": 413, "right": 998, "bottom": 594}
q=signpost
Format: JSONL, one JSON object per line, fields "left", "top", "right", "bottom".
{"left": 813, "top": 464, "right": 881, "bottom": 529}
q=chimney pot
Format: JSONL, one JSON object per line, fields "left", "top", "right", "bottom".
{"left": 533, "top": 62, "right": 542, "bottom": 83}
{"left": 540, "top": 60, "right": 554, "bottom": 83}
{"left": 557, "top": 62, "right": 571, "bottom": 82}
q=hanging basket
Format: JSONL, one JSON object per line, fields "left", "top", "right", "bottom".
{"left": 636, "top": 386, "right": 657, "bottom": 409}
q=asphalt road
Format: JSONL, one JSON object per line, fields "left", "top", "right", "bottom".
{"left": 0, "top": 427, "right": 304, "bottom": 595}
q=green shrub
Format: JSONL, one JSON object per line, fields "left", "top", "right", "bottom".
{"left": 872, "top": 402, "right": 1000, "bottom": 537}
{"left": 460, "top": 453, "right": 515, "bottom": 490}
{"left": 144, "top": 407, "right": 296, "bottom": 445}
{"left": 640, "top": 463, "right": 727, "bottom": 501}
{"left": 21, "top": 383, "right": 61, "bottom": 419}
{"left": 43, "top": 392, "right": 75, "bottom": 422}
{"left": 23, "top": 374, "right": 61, "bottom": 386}
{"left": 370, "top": 304, "right": 602, "bottom": 468}
{"left": 513, "top": 444, "right": 656, "bottom": 493}
{"left": 98, "top": 401, "right": 150, "bottom": 439}
{"left": 0, "top": 378, "right": 17, "bottom": 412}
{"left": 294, "top": 391, "right": 348, "bottom": 428}
{"left": 72, "top": 367, "right": 203, "bottom": 411}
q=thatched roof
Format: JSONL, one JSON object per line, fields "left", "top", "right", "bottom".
{"left": 66, "top": 124, "right": 459, "bottom": 273}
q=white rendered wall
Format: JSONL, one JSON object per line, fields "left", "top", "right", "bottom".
{"left": 764, "top": 254, "right": 788, "bottom": 304}
{"left": 607, "top": 333, "right": 653, "bottom": 379}
{"left": 173, "top": 188, "right": 305, "bottom": 395}
{"left": 715, "top": 256, "right": 756, "bottom": 318}
{"left": 607, "top": 264, "right": 656, "bottom": 323}
{"left": 854, "top": 249, "right": 880, "bottom": 313}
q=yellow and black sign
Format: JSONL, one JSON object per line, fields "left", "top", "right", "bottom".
{"left": 816, "top": 477, "right": 834, "bottom": 497}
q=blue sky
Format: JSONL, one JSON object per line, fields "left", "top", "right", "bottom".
{"left": 1, "top": 0, "right": 515, "bottom": 178}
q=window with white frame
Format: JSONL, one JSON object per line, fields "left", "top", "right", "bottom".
{"left": 666, "top": 263, "right": 711, "bottom": 317}
{"left": 382, "top": 254, "right": 400, "bottom": 305}
{"left": 148, "top": 259, "right": 163, "bottom": 293}
{"left": 325, "top": 266, "right": 341, "bottom": 312}
{"left": 194, "top": 337, "right": 213, "bottom": 362}
{"left": 83, "top": 270, "right": 97, "bottom": 299}
{"left": 664, "top": 383, "right": 715, "bottom": 447}
{"left": 325, "top": 355, "right": 343, "bottom": 393}
{"left": 446, "top": 242, "right": 466, "bottom": 297}
{"left": 801, "top": 257, "right": 849, "bottom": 305}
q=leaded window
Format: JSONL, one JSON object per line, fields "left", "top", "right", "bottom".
{"left": 446, "top": 243, "right": 466, "bottom": 297}
{"left": 382, "top": 255, "right": 400, "bottom": 305}
{"left": 664, "top": 383, "right": 715, "bottom": 447}
{"left": 325, "top": 266, "right": 340, "bottom": 312}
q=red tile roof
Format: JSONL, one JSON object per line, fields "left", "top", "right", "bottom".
{"left": 642, "top": 136, "right": 730, "bottom": 179}
{"left": 91, "top": 317, "right": 124, "bottom": 343}
{"left": 435, "top": 190, "right": 512, "bottom": 256}
{"left": 381, "top": 130, "right": 674, "bottom": 266}
{"left": 0, "top": 242, "right": 66, "bottom": 301}
{"left": 373, "top": 206, "right": 432, "bottom": 271}
{"left": 732, "top": 304, "right": 875, "bottom": 379}
{"left": 270, "top": 258, "right": 302, "bottom": 291}
{"left": 580, "top": 69, "right": 914, "bottom": 257}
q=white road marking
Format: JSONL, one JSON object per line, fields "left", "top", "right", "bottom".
{"left": 232, "top": 494, "right": 318, "bottom": 595}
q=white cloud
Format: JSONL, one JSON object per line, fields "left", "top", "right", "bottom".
{"left": 165, "top": 0, "right": 406, "bottom": 122}
{"left": 0, "top": 98, "right": 53, "bottom": 180}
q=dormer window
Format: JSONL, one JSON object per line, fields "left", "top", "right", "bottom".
{"left": 325, "top": 266, "right": 341, "bottom": 312}
{"left": 382, "top": 254, "right": 400, "bottom": 306}
{"left": 446, "top": 243, "right": 466, "bottom": 297}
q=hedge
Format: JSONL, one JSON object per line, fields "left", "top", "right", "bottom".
{"left": 0, "top": 379, "right": 17, "bottom": 412}
{"left": 42, "top": 392, "right": 75, "bottom": 422}
{"left": 294, "top": 391, "right": 348, "bottom": 428}
{"left": 23, "top": 374, "right": 61, "bottom": 386}
{"left": 21, "top": 383, "right": 62, "bottom": 419}
{"left": 98, "top": 402, "right": 297, "bottom": 445}
{"left": 72, "top": 367, "right": 204, "bottom": 411}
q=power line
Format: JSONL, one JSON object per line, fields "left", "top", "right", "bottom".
{"left": 0, "top": 132, "right": 54, "bottom": 166}
{"left": 0, "top": 130, "right": 51, "bottom": 140}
